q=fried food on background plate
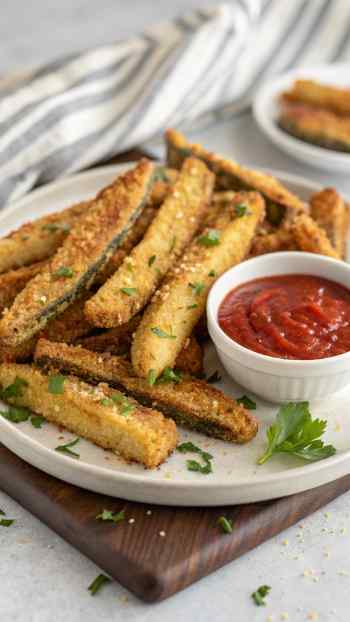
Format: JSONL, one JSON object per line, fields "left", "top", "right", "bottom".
{"left": 278, "top": 102, "right": 350, "bottom": 153}
{"left": 281, "top": 79, "right": 350, "bottom": 117}
{"left": 34, "top": 339, "right": 258, "bottom": 443}
{"left": 0, "top": 160, "right": 156, "bottom": 347}
{"left": 0, "top": 362, "right": 177, "bottom": 468}
{"left": 309, "top": 187, "right": 348, "bottom": 258}
{"left": 131, "top": 191, "right": 265, "bottom": 379}
{"left": 85, "top": 157, "right": 214, "bottom": 328}
{"left": 165, "top": 129, "right": 305, "bottom": 226}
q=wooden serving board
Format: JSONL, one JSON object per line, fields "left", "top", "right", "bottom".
{"left": 1, "top": 443, "right": 350, "bottom": 602}
{"left": 1, "top": 150, "right": 350, "bottom": 601}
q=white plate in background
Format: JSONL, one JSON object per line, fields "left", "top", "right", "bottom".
{"left": 0, "top": 163, "right": 350, "bottom": 506}
{"left": 253, "top": 63, "right": 350, "bottom": 173}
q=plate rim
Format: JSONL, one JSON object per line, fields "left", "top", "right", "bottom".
{"left": 1, "top": 162, "right": 350, "bottom": 503}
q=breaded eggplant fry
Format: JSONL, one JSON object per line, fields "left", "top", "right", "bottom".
{"left": 149, "top": 168, "right": 178, "bottom": 206}
{"left": 34, "top": 340, "right": 258, "bottom": 443}
{"left": 166, "top": 129, "right": 305, "bottom": 225}
{"left": 131, "top": 192, "right": 265, "bottom": 378}
{"left": 175, "top": 335, "right": 203, "bottom": 377}
{"left": 0, "top": 201, "right": 89, "bottom": 274}
{"left": 292, "top": 214, "right": 340, "bottom": 259}
{"left": 85, "top": 158, "right": 214, "bottom": 327}
{"left": 279, "top": 102, "right": 350, "bottom": 153}
{"left": 250, "top": 228, "right": 297, "bottom": 256}
{"left": 0, "top": 160, "right": 156, "bottom": 347}
{"left": 0, "top": 261, "right": 47, "bottom": 315}
{"left": 0, "top": 363, "right": 177, "bottom": 468}
{"left": 310, "top": 188, "right": 348, "bottom": 258}
{"left": 282, "top": 79, "right": 350, "bottom": 117}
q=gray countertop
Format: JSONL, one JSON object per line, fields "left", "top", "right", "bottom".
{"left": 1, "top": 2, "right": 350, "bottom": 621}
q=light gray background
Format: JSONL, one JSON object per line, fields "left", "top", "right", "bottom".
{"left": 1, "top": 1, "right": 350, "bottom": 621}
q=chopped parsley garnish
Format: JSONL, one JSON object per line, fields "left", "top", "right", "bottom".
{"left": 100, "top": 395, "right": 133, "bottom": 415}
{"left": 187, "top": 304, "right": 198, "bottom": 310}
{"left": 52, "top": 266, "right": 74, "bottom": 279}
{"left": 96, "top": 509, "right": 125, "bottom": 524}
{"left": 234, "top": 203, "right": 249, "bottom": 217}
{"left": 217, "top": 516, "right": 233, "bottom": 534}
{"left": 121, "top": 401, "right": 134, "bottom": 416}
{"left": 237, "top": 395, "right": 256, "bottom": 410}
{"left": 120, "top": 287, "right": 137, "bottom": 296}
{"left": 0, "top": 518, "right": 15, "bottom": 527}
{"left": 207, "top": 371, "right": 222, "bottom": 384}
{"left": 148, "top": 255, "right": 156, "bottom": 267}
{"left": 198, "top": 229, "right": 220, "bottom": 246}
{"left": 55, "top": 437, "right": 80, "bottom": 458}
{"left": 157, "top": 367, "right": 182, "bottom": 384}
{"left": 151, "top": 327, "right": 176, "bottom": 339}
{"left": 88, "top": 574, "right": 111, "bottom": 596}
{"left": 42, "top": 222, "right": 70, "bottom": 233}
{"left": 1, "top": 376, "right": 28, "bottom": 399}
{"left": 30, "top": 415, "right": 46, "bottom": 429}
{"left": 48, "top": 374, "right": 65, "bottom": 394}
{"left": 251, "top": 585, "right": 271, "bottom": 606}
{"left": 208, "top": 270, "right": 216, "bottom": 277}
{"left": 1, "top": 406, "right": 31, "bottom": 423}
{"left": 169, "top": 235, "right": 177, "bottom": 253}
{"left": 100, "top": 398, "right": 113, "bottom": 407}
{"left": 177, "top": 441, "right": 213, "bottom": 474}
{"left": 188, "top": 282, "right": 205, "bottom": 296}
{"left": 258, "top": 402, "right": 336, "bottom": 465}
{"left": 147, "top": 369, "right": 157, "bottom": 386}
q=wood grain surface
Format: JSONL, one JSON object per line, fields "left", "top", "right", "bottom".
{"left": 1, "top": 149, "right": 350, "bottom": 602}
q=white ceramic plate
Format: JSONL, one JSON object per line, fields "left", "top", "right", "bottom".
{"left": 253, "top": 63, "right": 350, "bottom": 173}
{"left": 1, "top": 164, "right": 350, "bottom": 507}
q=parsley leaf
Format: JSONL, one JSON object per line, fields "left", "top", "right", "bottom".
{"left": 177, "top": 441, "right": 213, "bottom": 474}
{"left": 188, "top": 282, "right": 205, "bottom": 296}
{"left": 1, "top": 406, "right": 31, "bottom": 423}
{"left": 198, "top": 229, "right": 221, "bottom": 246}
{"left": 157, "top": 367, "right": 182, "bottom": 384}
{"left": 234, "top": 203, "right": 249, "bottom": 217}
{"left": 251, "top": 585, "right": 271, "bottom": 606}
{"left": 258, "top": 402, "right": 336, "bottom": 465}
{"left": 187, "top": 303, "right": 198, "bottom": 310}
{"left": 96, "top": 509, "right": 125, "bottom": 524}
{"left": 52, "top": 266, "right": 74, "bottom": 279}
{"left": 0, "top": 518, "right": 15, "bottom": 527}
{"left": 55, "top": 437, "right": 80, "bottom": 458}
{"left": 120, "top": 287, "right": 137, "bottom": 296}
{"left": 217, "top": 516, "right": 233, "bottom": 534}
{"left": 148, "top": 255, "right": 156, "bottom": 267}
{"left": 1, "top": 376, "right": 28, "bottom": 399}
{"left": 207, "top": 371, "right": 222, "bottom": 384}
{"left": 147, "top": 369, "right": 157, "bottom": 386}
{"left": 121, "top": 401, "right": 134, "bottom": 416}
{"left": 151, "top": 327, "right": 176, "bottom": 339}
{"left": 30, "top": 415, "right": 46, "bottom": 429}
{"left": 88, "top": 574, "right": 111, "bottom": 596}
{"left": 48, "top": 374, "right": 65, "bottom": 394}
{"left": 237, "top": 395, "right": 257, "bottom": 410}
{"left": 208, "top": 270, "right": 216, "bottom": 277}
{"left": 42, "top": 222, "right": 70, "bottom": 233}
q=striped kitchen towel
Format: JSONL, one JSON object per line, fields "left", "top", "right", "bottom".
{"left": 1, "top": 0, "right": 350, "bottom": 206}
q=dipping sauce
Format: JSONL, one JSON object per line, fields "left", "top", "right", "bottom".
{"left": 218, "top": 274, "right": 350, "bottom": 360}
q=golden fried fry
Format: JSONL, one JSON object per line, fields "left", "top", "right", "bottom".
{"left": 0, "top": 261, "right": 47, "bottom": 315}
{"left": 250, "top": 228, "right": 297, "bottom": 256}
{"left": 282, "top": 79, "right": 350, "bottom": 117}
{"left": 310, "top": 188, "right": 348, "bottom": 258}
{"left": 292, "top": 214, "right": 340, "bottom": 259}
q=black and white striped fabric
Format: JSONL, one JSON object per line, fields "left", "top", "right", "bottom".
{"left": 1, "top": 0, "right": 350, "bottom": 206}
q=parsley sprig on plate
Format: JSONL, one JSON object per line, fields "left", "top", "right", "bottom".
{"left": 258, "top": 402, "right": 336, "bottom": 465}
{"left": 177, "top": 441, "right": 213, "bottom": 474}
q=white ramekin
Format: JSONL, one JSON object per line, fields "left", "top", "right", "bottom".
{"left": 207, "top": 252, "right": 350, "bottom": 403}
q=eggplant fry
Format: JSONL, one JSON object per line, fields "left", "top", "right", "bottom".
{"left": 0, "top": 160, "right": 156, "bottom": 347}
{"left": 281, "top": 79, "right": 350, "bottom": 117}
{"left": 0, "top": 261, "right": 47, "bottom": 315}
{"left": 279, "top": 102, "right": 350, "bottom": 153}
{"left": 131, "top": 191, "right": 265, "bottom": 379}
{"left": 0, "top": 201, "right": 89, "bottom": 275}
{"left": 166, "top": 129, "right": 305, "bottom": 225}
{"left": 85, "top": 158, "right": 214, "bottom": 327}
{"left": 34, "top": 340, "right": 258, "bottom": 443}
{"left": 250, "top": 227, "right": 297, "bottom": 256}
{"left": 292, "top": 214, "right": 340, "bottom": 259}
{"left": 0, "top": 363, "right": 177, "bottom": 468}
{"left": 310, "top": 188, "right": 348, "bottom": 258}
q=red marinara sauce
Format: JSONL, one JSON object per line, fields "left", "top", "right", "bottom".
{"left": 218, "top": 274, "right": 350, "bottom": 360}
